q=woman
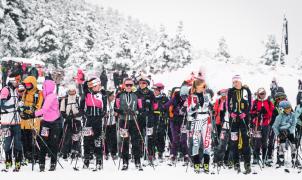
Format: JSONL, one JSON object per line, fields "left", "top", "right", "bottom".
{"left": 186, "top": 78, "right": 212, "bottom": 173}
{"left": 35, "top": 79, "right": 62, "bottom": 172}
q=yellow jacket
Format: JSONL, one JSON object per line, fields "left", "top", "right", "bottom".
{"left": 20, "top": 76, "right": 43, "bottom": 130}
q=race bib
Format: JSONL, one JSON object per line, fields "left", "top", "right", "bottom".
{"left": 146, "top": 127, "right": 153, "bottom": 136}
{"left": 41, "top": 127, "right": 50, "bottom": 137}
{"left": 82, "top": 127, "right": 94, "bottom": 137}
{"left": 72, "top": 133, "right": 80, "bottom": 141}
{"left": 120, "top": 128, "right": 129, "bottom": 138}
{"left": 2, "top": 128, "right": 11, "bottom": 138}
{"left": 254, "top": 131, "right": 262, "bottom": 138}
{"left": 231, "top": 132, "right": 238, "bottom": 141}
{"left": 181, "top": 125, "right": 187, "bottom": 134}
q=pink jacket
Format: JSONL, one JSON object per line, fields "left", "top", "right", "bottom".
{"left": 35, "top": 80, "right": 60, "bottom": 122}
{"left": 75, "top": 69, "right": 85, "bottom": 85}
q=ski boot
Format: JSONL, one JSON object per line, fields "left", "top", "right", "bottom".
{"left": 13, "top": 161, "right": 21, "bottom": 172}
{"left": 276, "top": 155, "right": 284, "bottom": 168}
{"left": 4, "top": 160, "right": 12, "bottom": 170}
{"left": 203, "top": 163, "right": 209, "bottom": 174}
{"left": 168, "top": 156, "right": 176, "bottom": 166}
{"left": 83, "top": 159, "right": 90, "bottom": 169}
{"left": 234, "top": 163, "right": 241, "bottom": 173}
{"left": 243, "top": 162, "right": 251, "bottom": 174}
{"left": 121, "top": 158, "right": 129, "bottom": 171}
{"left": 95, "top": 159, "right": 103, "bottom": 170}
{"left": 194, "top": 163, "right": 200, "bottom": 174}
{"left": 135, "top": 158, "right": 143, "bottom": 171}
{"left": 49, "top": 163, "right": 56, "bottom": 171}
{"left": 39, "top": 163, "right": 45, "bottom": 172}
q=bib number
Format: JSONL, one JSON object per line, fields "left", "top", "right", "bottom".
{"left": 41, "top": 127, "right": 50, "bottom": 137}
{"left": 82, "top": 127, "right": 94, "bottom": 137}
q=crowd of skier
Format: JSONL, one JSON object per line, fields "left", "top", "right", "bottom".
{"left": 0, "top": 60, "right": 302, "bottom": 174}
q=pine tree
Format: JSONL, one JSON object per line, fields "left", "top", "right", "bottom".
{"left": 171, "top": 21, "right": 192, "bottom": 69}
{"left": 261, "top": 35, "right": 285, "bottom": 66}
{"left": 152, "top": 24, "right": 172, "bottom": 73}
{"left": 215, "top": 37, "right": 231, "bottom": 62}
{"left": 0, "top": 15, "right": 21, "bottom": 57}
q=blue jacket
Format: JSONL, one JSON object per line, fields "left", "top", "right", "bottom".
{"left": 272, "top": 112, "right": 297, "bottom": 136}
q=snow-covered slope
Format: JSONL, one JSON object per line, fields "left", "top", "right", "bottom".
{"left": 154, "top": 55, "right": 301, "bottom": 105}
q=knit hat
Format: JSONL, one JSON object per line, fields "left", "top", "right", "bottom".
{"left": 232, "top": 75, "right": 242, "bottom": 83}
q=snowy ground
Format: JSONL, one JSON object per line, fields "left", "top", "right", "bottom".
{"left": 0, "top": 156, "right": 301, "bottom": 178}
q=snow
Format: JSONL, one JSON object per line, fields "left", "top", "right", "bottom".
{"left": 0, "top": 158, "right": 301, "bottom": 178}
{"left": 154, "top": 54, "right": 302, "bottom": 105}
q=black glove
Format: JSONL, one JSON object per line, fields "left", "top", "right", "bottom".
{"left": 279, "top": 130, "right": 289, "bottom": 140}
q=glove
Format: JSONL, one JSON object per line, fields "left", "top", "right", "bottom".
{"left": 230, "top": 112, "right": 237, "bottom": 119}
{"left": 279, "top": 130, "right": 289, "bottom": 140}
{"left": 239, "top": 113, "right": 246, "bottom": 120}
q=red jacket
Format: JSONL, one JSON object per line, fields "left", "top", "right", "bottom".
{"left": 250, "top": 99, "right": 274, "bottom": 126}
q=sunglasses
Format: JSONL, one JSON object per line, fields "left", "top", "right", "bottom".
{"left": 139, "top": 81, "right": 147, "bottom": 85}
{"left": 125, "top": 84, "right": 133, "bottom": 87}
{"left": 259, "top": 93, "right": 266, "bottom": 96}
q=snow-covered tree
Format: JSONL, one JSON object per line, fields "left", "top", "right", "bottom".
{"left": 0, "top": 15, "right": 21, "bottom": 57}
{"left": 171, "top": 21, "right": 192, "bottom": 69}
{"left": 261, "top": 35, "right": 285, "bottom": 66}
{"left": 215, "top": 37, "right": 231, "bottom": 62}
{"left": 151, "top": 24, "right": 173, "bottom": 73}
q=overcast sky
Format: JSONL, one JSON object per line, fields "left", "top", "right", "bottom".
{"left": 85, "top": 0, "right": 302, "bottom": 62}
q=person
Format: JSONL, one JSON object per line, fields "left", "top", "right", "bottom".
{"left": 0, "top": 73, "right": 23, "bottom": 171}
{"left": 26, "top": 64, "right": 38, "bottom": 79}
{"left": 213, "top": 89, "right": 232, "bottom": 168}
{"left": 272, "top": 100, "right": 300, "bottom": 167}
{"left": 115, "top": 78, "right": 144, "bottom": 171}
{"left": 75, "top": 69, "right": 85, "bottom": 97}
{"left": 227, "top": 75, "right": 252, "bottom": 174}
{"left": 104, "top": 90, "right": 118, "bottom": 160}
{"left": 186, "top": 78, "right": 212, "bottom": 173}
{"left": 113, "top": 70, "right": 119, "bottom": 89}
{"left": 35, "top": 79, "right": 62, "bottom": 172}
{"left": 60, "top": 84, "right": 82, "bottom": 160}
{"left": 164, "top": 85, "right": 189, "bottom": 166}
{"left": 135, "top": 76, "right": 156, "bottom": 165}
{"left": 266, "top": 92, "right": 287, "bottom": 166}
{"left": 270, "top": 77, "right": 284, "bottom": 101}
{"left": 213, "top": 89, "right": 228, "bottom": 137}
{"left": 20, "top": 76, "right": 43, "bottom": 163}
{"left": 100, "top": 70, "right": 108, "bottom": 90}
{"left": 152, "top": 82, "right": 169, "bottom": 162}
{"left": 250, "top": 88, "right": 274, "bottom": 165}
{"left": 80, "top": 77, "right": 106, "bottom": 170}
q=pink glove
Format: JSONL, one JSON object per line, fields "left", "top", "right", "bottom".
{"left": 230, "top": 113, "right": 237, "bottom": 119}
{"left": 239, "top": 113, "right": 246, "bottom": 120}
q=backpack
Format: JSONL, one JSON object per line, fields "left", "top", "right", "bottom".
{"left": 168, "top": 90, "right": 180, "bottom": 119}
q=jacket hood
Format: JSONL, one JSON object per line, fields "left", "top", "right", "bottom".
{"left": 43, "top": 80, "right": 56, "bottom": 97}
{"left": 23, "top": 76, "right": 38, "bottom": 92}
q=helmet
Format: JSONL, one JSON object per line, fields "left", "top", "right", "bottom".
{"left": 279, "top": 100, "right": 291, "bottom": 109}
